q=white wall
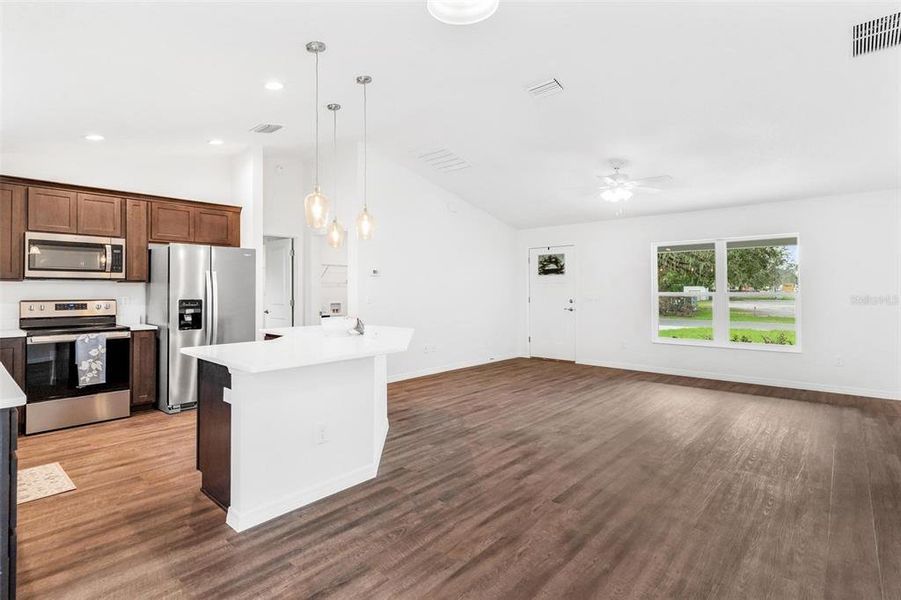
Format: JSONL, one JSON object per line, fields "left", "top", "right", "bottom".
{"left": 517, "top": 189, "right": 901, "bottom": 399}
{"left": 357, "top": 150, "right": 520, "bottom": 381}
{"left": 0, "top": 146, "right": 237, "bottom": 205}
{"left": 262, "top": 152, "right": 306, "bottom": 326}
{"left": 232, "top": 147, "right": 266, "bottom": 338}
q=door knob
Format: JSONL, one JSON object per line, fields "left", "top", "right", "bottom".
{"left": 564, "top": 307, "right": 574, "bottom": 312}
{"left": 263, "top": 310, "right": 270, "bottom": 314}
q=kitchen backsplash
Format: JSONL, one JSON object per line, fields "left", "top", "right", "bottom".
{"left": 0, "top": 281, "right": 146, "bottom": 329}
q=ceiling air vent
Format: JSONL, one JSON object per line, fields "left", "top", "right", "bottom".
{"left": 250, "top": 123, "right": 283, "bottom": 134}
{"left": 416, "top": 148, "right": 471, "bottom": 173}
{"left": 526, "top": 78, "right": 564, "bottom": 98}
{"left": 852, "top": 12, "right": 901, "bottom": 57}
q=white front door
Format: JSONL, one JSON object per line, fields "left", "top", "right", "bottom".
{"left": 263, "top": 237, "right": 294, "bottom": 328}
{"left": 529, "top": 245, "right": 576, "bottom": 361}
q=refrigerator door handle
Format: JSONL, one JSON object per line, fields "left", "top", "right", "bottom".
{"left": 204, "top": 270, "right": 213, "bottom": 346}
{"left": 211, "top": 270, "right": 220, "bottom": 345}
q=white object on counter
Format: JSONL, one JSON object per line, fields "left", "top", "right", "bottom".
{"left": 0, "top": 363, "right": 25, "bottom": 409}
{"left": 180, "top": 324, "right": 413, "bottom": 532}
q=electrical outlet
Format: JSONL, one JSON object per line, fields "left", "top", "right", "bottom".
{"left": 834, "top": 356, "right": 844, "bottom": 367}
{"left": 315, "top": 422, "right": 328, "bottom": 445}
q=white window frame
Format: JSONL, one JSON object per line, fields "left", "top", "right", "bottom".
{"left": 651, "top": 233, "right": 801, "bottom": 353}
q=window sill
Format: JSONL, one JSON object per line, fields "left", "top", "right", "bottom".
{"left": 653, "top": 337, "right": 802, "bottom": 353}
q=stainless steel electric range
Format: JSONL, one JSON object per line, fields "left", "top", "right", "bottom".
{"left": 19, "top": 300, "right": 131, "bottom": 434}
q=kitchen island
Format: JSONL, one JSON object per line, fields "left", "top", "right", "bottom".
{"left": 180, "top": 325, "right": 413, "bottom": 532}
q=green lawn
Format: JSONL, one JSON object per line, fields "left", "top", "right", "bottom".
{"left": 657, "top": 326, "right": 795, "bottom": 345}
{"left": 661, "top": 301, "right": 795, "bottom": 324}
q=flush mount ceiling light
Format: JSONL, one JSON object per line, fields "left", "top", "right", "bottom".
{"left": 264, "top": 80, "right": 284, "bottom": 91}
{"left": 208, "top": 138, "right": 224, "bottom": 146}
{"left": 84, "top": 134, "right": 104, "bottom": 142}
{"left": 427, "top": 0, "right": 499, "bottom": 25}
{"left": 304, "top": 41, "right": 331, "bottom": 230}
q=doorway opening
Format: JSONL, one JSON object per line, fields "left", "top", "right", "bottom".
{"left": 528, "top": 245, "right": 577, "bottom": 361}
{"left": 263, "top": 236, "right": 297, "bottom": 328}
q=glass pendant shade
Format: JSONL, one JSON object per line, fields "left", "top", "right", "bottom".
{"left": 601, "top": 187, "right": 632, "bottom": 203}
{"left": 326, "top": 218, "right": 346, "bottom": 249}
{"left": 304, "top": 185, "right": 330, "bottom": 229}
{"left": 356, "top": 207, "right": 375, "bottom": 240}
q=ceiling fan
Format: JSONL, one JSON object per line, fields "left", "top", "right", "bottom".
{"left": 595, "top": 160, "right": 672, "bottom": 203}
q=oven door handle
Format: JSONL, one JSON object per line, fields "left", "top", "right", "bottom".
{"left": 27, "top": 331, "right": 131, "bottom": 344}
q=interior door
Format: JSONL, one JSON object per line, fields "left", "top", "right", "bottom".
{"left": 528, "top": 245, "right": 576, "bottom": 361}
{"left": 211, "top": 247, "right": 256, "bottom": 344}
{"left": 263, "top": 238, "right": 294, "bottom": 328}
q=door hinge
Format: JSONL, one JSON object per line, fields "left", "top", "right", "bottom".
{"left": 290, "top": 249, "right": 296, "bottom": 258}
{"left": 528, "top": 336, "right": 531, "bottom": 342}
{"left": 528, "top": 296, "right": 530, "bottom": 303}
{"left": 290, "top": 299, "right": 295, "bottom": 307}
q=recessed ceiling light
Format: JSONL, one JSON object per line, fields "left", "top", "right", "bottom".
{"left": 208, "top": 139, "right": 224, "bottom": 146}
{"left": 428, "top": 0, "right": 499, "bottom": 25}
{"left": 264, "top": 80, "right": 284, "bottom": 91}
{"left": 84, "top": 134, "right": 104, "bottom": 142}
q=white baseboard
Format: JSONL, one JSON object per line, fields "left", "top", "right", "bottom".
{"left": 227, "top": 462, "right": 379, "bottom": 532}
{"left": 388, "top": 354, "right": 520, "bottom": 383}
{"left": 578, "top": 358, "right": 900, "bottom": 401}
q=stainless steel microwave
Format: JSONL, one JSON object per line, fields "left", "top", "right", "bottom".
{"left": 24, "top": 232, "right": 126, "bottom": 279}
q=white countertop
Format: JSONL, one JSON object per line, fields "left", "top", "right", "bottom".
{"left": 0, "top": 363, "right": 25, "bottom": 409}
{"left": 180, "top": 325, "right": 414, "bottom": 374}
{"left": 124, "top": 324, "right": 158, "bottom": 331}
{"left": 0, "top": 329, "right": 26, "bottom": 339}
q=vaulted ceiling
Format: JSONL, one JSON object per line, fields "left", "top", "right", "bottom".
{"left": 2, "top": 1, "right": 898, "bottom": 227}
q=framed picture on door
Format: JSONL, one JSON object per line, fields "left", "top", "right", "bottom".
{"left": 537, "top": 253, "right": 565, "bottom": 276}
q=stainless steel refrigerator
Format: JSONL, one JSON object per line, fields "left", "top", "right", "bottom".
{"left": 147, "top": 244, "right": 256, "bottom": 413}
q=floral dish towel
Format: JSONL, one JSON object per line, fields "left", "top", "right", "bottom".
{"left": 76, "top": 333, "right": 106, "bottom": 387}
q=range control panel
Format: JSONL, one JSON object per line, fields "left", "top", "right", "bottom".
{"left": 19, "top": 299, "right": 116, "bottom": 318}
{"left": 178, "top": 299, "right": 203, "bottom": 331}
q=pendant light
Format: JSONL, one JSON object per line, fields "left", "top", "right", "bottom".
{"left": 355, "top": 75, "right": 375, "bottom": 240}
{"left": 304, "top": 41, "right": 330, "bottom": 229}
{"left": 325, "top": 103, "right": 346, "bottom": 249}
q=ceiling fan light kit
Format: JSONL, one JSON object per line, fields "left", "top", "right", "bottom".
{"left": 427, "top": 0, "right": 499, "bottom": 25}
{"left": 595, "top": 160, "right": 672, "bottom": 204}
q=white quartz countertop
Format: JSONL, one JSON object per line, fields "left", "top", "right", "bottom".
{"left": 0, "top": 329, "right": 26, "bottom": 339}
{"left": 180, "top": 325, "right": 414, "bottom": 374}
{"left": 0, "top": 363, "right": 25, "bottom": 409}
{"left": 124, "top": 324, "right": 158, "bottom": 331}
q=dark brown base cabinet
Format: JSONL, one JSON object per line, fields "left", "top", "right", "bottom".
{"left": 130, "top": 331, "right": 157, "bottom": 409}
{"left": 0, "top": 407, "right": 16, "bottom": 600}
{"left": 0, "top": 340, "right": 25, "bottom": 434}
{"left": 196, "top": 360, "right": 231, "bottom": 510}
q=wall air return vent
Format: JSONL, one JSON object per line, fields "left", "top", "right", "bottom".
{"left": 250, "top": 123, "right": 283, "bottom": 134}
{"left": 526, "top": 78, "right": 564, "bottom": 98}
{"left": 852, "top": 12, "right": 900, "bottom": 57}
{"left": 416, "top": 147, "right": 471, "bottom": 173}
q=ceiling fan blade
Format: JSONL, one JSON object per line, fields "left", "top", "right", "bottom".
{"left": 629, "top": 175, "right": 673, "bottom": 187}
{"left": 596, "top": 175, "right": 617, "bottom": 186}
{"left": 632, "top": 186, "right": 663, "bottom": 193}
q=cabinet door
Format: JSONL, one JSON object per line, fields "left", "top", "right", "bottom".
{"left": 149, "top": 201, "right": 194, "bottom": 243}
{"left": 0, "top": 184, "right": 25, "bottom": 280}
{"left": 77, "top": 193, "right": 122, "bottom": 237}
{"left": 125, "top": 199, "right": 149, "bottom": 281}
{"left": 130, "top": 330, "right": 157, "bottom": 408}
{"left": 0, "top": 338, "right": 26, "bottom": 433}
{"left": 27, "top": 187, "right": 77, "bottom": 233}
{"left": 194, "top": 207, "right": 239, "bottom": 246}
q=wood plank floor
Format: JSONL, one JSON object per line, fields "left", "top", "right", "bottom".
{"left": 16, "top": 358, "right": 901, "bottom": 599}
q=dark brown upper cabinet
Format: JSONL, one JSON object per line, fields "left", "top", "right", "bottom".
{"left": 27, "top": 187, "right": 77, "bottom": 233}
{"left": 0, "top": 184, "right": 26, "bottom": 280}
{"left": 125, "top": 199, "right": 148, "bottom": 281}
{"left": 149, "top": 201, "right": 194, "bottom": 243}
{"left": 76, "top": 193, "right": 122, "bottom": 237}
{"left": 194, "top": 207, "right": 240, "bottom": 247}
